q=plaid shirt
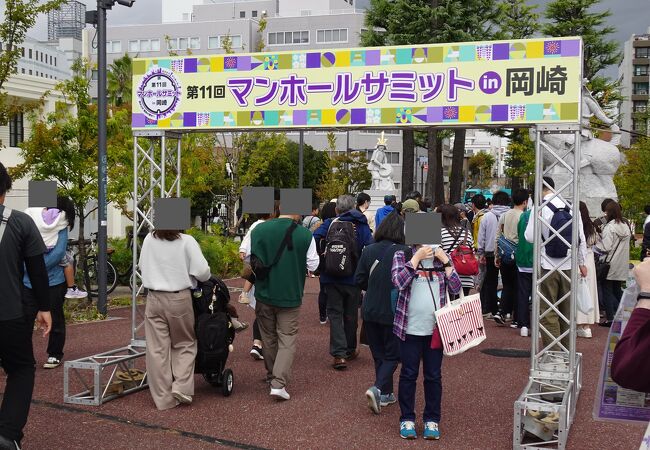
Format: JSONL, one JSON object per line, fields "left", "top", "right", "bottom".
{"left": 391, "top": 249, "right": 462, "bottom": 341}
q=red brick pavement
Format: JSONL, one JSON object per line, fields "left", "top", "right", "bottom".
{"left": 5, "top": 278, "right": 646, "bottom": 449}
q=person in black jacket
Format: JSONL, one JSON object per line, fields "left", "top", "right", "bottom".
{"left": 355, "top": 211, "right": 410, "bottom": 414}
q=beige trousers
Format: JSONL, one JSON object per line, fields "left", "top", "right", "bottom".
{"left": 145, "top": 289, "right": 196, "bottom": 410}
{"left": 255, "top": 302, "right": 300, "bottom": 390}
{"left": 539, "top": 270, "right": 572, "bottom": 352}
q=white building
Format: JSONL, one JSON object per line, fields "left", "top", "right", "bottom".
{"left": 618, "top": 28, "right": 650, "bottom": 148}
{"left": 9, "top": 36, "right": 70, "bottom": 81}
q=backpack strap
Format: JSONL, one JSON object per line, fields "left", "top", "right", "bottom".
{"left": 369, "top": 243, "right": 396, "bottom": 277}
{"left": 0, "top": 207, "right": 13, "bottom": 245}
{"left": 268, "top": 222, "right": 298, "bottom": 267}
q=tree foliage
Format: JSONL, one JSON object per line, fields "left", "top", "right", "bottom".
{"left": 317, "top": 151, "right": 372, "bottom": 202}
{"left": 468, "top": 151, "right": 496, "bottom": 186}
{"left": 504, "top": 130, "right": 536, "bottom": 187}
{"left": 107, "top": 53, "right": 132, "bottom": 106}
{"left": 614, "top": 138, "right": 650, "bottom": 223}
{"left": 498, "top": 0, "right": 540, "bottom": 39}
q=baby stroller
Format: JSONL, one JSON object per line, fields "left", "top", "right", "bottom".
{"left": 193, "top": 275, "right": 235, "bottom": 396}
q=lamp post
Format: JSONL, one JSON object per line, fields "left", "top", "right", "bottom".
{"left": 87, "top": 0, "right": 135, "bottom": 316}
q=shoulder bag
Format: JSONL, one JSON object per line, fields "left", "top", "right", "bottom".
{"left": 250, "top": 222, "right": 298, "bottom": 282}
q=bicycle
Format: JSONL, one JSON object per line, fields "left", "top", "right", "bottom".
{"left": 68, "top": 232, "right": 118, "bottom": 297}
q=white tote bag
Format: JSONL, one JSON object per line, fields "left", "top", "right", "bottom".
{"left": 434, "top": 289, "right": 486, "bottom": 356}
{"left": 577, "top": 278, "right": 594, "bottom": 315}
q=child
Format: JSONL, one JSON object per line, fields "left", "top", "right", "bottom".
{"left": 391, "top": 244, "right": 462, "bottom": 440}
{"left": 25, "top": 202, "right": 87, "bottom": 300}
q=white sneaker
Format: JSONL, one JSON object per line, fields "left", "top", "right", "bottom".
{"left": 577, "top": 328, "right": 592, "bottom": 339}
{"left": 172, "top": 391, "right": 193, "bottom": 404}
{"left": 270, "top": 387, "right": 290, "bottom": 400}
{"left": 65, "top": 286, "right": 88, "bottom": 299}
{"left": 520, "top": 326, "right": 529, "bottom": 337}
{"left": 43, "top": 357, "right": 61, "bottom": 369}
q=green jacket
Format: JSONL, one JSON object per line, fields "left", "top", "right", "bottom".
{"left": 251, "top": 218, "right": 312, "bottom": 308}
{"left": 516, "top": 210, "right": 533, "bottom": 269}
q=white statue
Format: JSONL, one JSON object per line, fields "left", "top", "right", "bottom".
{"left": 535, "top": 79, "right": 623, "bottom": 215}
{"left": 368, "top": 132, "right": 396, "bottom": 191}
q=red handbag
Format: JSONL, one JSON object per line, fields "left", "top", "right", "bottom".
{"left": 430, "top": 327, "right": 443, "bottom": 350}
{"left": 450, "top": 229, "right": 479, "bottom": 276}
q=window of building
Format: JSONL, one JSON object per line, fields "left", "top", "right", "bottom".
{"left": 107, "top": 40, "right": 121, "bottom": 53}
{"left": 21, "top": 47, "right": 25, "bottom": 57}
{"left": 35, "top": 50, "right": 38, "bottom": 60}
{"left": 182, "top": 13, "right": 190, "bottom": 21}
{"left": 633, "top": 118, "right": 647, "bottom": 132}
{"left": 635, "top": 47, "right": 650, "bottom": 58}
{"left": 633, "top": 82, "right": 649, "bottom": 95}
{"left": 28, "top": 48, "right": 32, "bottom": 59}
{"left": 21, "top": 68, "right": 25, "bottom": 74}
{"left": 40, "top": 53, "right": 43, "bottom": 62}
{"left": 28, "top": 69, "right": 32, "bottom": 75}
{"left": 240, "top": 11, "right": 245, "bottom": 18}
{"left": 268, "top": 31, "right": 309, "bottom": 46}
{"left": 9, "top": 113, "right": 24, "bottom": 148}
{"left": 151, "top": 39, "right": 160, "bottom": 51}
{"left": 35, "top": 71, "right": 39, "bottom": 76}
{"left": 209, "top": 35, "right": 242, "bottom": 49}
{"left": 140, "top": 40, "right": 151, "bottom": 52}
{"left": 634, "top": 65, "right": 649, "bottom": 76}
{"left": 92, "top": 70, "right": 98, "bottom": 80}
{"left": 179, "top": 38, "right": 188, "bottom": 50}
{"left": 633, "top": 101, "right": 648, "bottom": 113}
{"left": 317, "top": 29, "right": 348, "bottom": 44}
{"left": 394, "top": 182, "right": 400, "bottom": 190}
{"left": 129, "top": 40, "right": 139, "bottom": 52}
{"left": 189, "top": 37, "right": 200, "bottom": 49}
{"left": 54, "top": 57, "right": 57, "bottom": 66}
{"left": 252, "top": 10, "right": 257, "bottom": 17}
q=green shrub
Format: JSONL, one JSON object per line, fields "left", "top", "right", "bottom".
{"left": 108, "top": 237, "right": 132, "bottom": 278}
{"left": 186, "top": 228, "right": 243, "bottom": 278}
{"left": 630, "top": 243, "right": 642, "bottom": 262}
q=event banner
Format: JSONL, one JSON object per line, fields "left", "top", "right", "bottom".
{"left": 131, "top": 37, "right": 582, "bottom": 131}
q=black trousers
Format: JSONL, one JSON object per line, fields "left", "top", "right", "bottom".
{"left": 325, "top": 284, "right": 361, "bottom": 358}
{"left": 517, "top": 271, "right": 532, "bottom": 328}
{"left": 500, "top": 262, "right": 518, "bottom": 318}
{"left": 23, "top": 283, "right": 67, "bottom": 359}
{"left": 364, "top": 321, "right": 400, "bottom": 395}
{"left": 480, "top": 255, "right": 500, "bottom": 315}
{"left": 318, "top": 279, "right": 327, "bottom": 321}
{"left": 252, "top": 319, "right": 261, "bottom": 341}
{"left": 0, "top": 316, "right": 36, "bottom": 444}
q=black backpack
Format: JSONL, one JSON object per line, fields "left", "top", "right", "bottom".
{"left": 323, "top": 219, "right": 358, "bottom": 277}
{"left": 195, "top": 311, "right": 233, "bottom": 373}
{"left": 545, "top": 203, "right": 572, "bottom": 258}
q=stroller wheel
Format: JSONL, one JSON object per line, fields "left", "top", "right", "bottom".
{"left": 221, "top": 369, "right": 234, "bottom": 397}
{"left": 202, "top": 372, "right": 221, "bottom": 387}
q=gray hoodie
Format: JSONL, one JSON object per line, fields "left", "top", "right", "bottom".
{"left": 595, "top": 220, "right": 632, "bottom": 281}
{"left": 478, "top": 205, "right": 510, "bottom": 255}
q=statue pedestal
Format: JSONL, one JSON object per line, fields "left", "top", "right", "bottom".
{"left": 364, "top": 189, "right": 399, "bottom": 218}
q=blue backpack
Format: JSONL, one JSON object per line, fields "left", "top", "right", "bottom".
{"left": 545, "top": 203, "right": 572, "bottom": 258}
{"left": 497, "top": 234, "right": 518, "bottom": 265}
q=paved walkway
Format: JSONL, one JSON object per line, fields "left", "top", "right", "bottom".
{"left": 6, "top": 278, "right": 647, "bottom": 449}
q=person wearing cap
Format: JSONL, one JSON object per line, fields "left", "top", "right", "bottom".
{"left": 357, "top": 193, "right": 375, "bottom": 232}
{"left": 376, "top": 195, "right": 396, "bottom": 229}
{"left": 401, "top": 199, "right": 420, "bottom": 215}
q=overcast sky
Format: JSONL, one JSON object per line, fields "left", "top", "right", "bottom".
{"left": 25, "top": 0, "right": 650, "bottom": 78}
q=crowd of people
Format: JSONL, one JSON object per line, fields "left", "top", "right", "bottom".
{"left": 3, "top": 152, "right": 648, "bottom": 447}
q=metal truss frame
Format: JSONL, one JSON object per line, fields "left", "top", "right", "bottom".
{"left": 514, "top": 124, "right": 583, "bottom": 450}
{"left": 63, "top": 131, "right": 181, "bottom": 405}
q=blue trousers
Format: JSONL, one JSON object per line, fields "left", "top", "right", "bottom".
{"left": 398, "top": 334, "right": 443, "bottom": 423}
{"left": 364, "top": 321, "right": 400, "bottom": 395}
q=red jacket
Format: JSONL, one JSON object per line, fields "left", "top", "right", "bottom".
{"left": 611, "top": 308, "right": 650, "bottom": 393}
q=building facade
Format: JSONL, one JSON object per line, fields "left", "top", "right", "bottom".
{"left": 84, "top": 0, "right": 410, "bottom": 193}
{"left": 619, "top": 29, "right": 650, "bottom": 148}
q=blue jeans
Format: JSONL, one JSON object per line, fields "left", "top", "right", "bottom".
{"left": 364, "top": 321, "right": 400, "bottom": 395}
{"left": 398, "top": 334, "right": 443, "bottom": 423}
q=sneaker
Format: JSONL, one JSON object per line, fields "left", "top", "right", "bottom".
{"left": 43, "top": 357, "right": 61, "bottom": 369}
{"left": 346, "top": 348, "right": 360, "bottom": 361}
{"left": 493, "top": 313, "right": 505, "bottom": 325}
{"left": 577, "top": 328, "right": 592, "bottom": 339}
{"left": 365, "top": 386, "right": 381, "bottom": 414}
{"left": 333, "top": 357, "right": 347, "bottom": 370}
{"left": 520, "top": 326, "right": 529, "bottom": 337}
{"left": 172, "top": 391, "right": 192, "bottom": 404}
{"left": 380, "top": 393, "right": 397, "bottom": 407}
{"left": 319, "top": 316, "right": 327, "bottom": 325}
{"left": 238, "top": 292, "right": 250, "bottom": 304}
{"left": 506, "top": 313, "right": 511, "bottom": 320}
{"left": 65, "top": 285, "right": 88, "bottom": 299}
{"left": 482, "top": 312, "right": 493, "bottom": 319}
{"left": 270, "top": 387, "right": 290, "bottom": 401}
{"left": 510, "top": 321, "right": 519, "bottom": 329}
{"left": 423, "top": 421, "right": 440, "bottom": 440}
{"left": 0, "top": 434, "right": 21, "bottom": 450}
{"left": 250, "top": 345, "right": 264, "bottom": 360}
{"left": 399, "top": 421, "right": 417, "bottom": 440}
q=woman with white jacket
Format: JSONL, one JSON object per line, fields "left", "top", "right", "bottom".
{"left": 595, "top": 201, "right": 632, "bottom": 327}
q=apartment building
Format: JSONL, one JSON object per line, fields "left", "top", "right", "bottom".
{"left": 619, "top": 28, "right": 650, "bottom": 147}
{"left": 85, "top": 0, "right": 409, "bottom": 192}
{"left": 1, "top": 36, "right": 70, "bottom": 81}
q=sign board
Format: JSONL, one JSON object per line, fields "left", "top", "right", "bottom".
{"left": 132, "top": 37, "right": 582, "bottom": 131}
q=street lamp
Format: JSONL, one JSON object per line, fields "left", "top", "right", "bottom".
{"left": 86, "top": 0, "right": 135, "bottom": 315}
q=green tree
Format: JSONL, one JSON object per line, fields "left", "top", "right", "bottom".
{"left": 614, "top": 138, "right": 650, "bottom": 225}
{"left": 543, "top": 0, "right": 622, "bottom": 113}
{"left": 317, "top": 151, "right": 372, "bottom": 201}
{"left": 498, "top": 0, "right": 540, "bottom": 40}
{"left": 468, "top": 151, "right": 496, "bottom": 187}
{"left": 0, "top": 0, "right": 66, "bottom": 126}
{"left": 504, "top": 131, "right": 536, "bottom": 188}
{"left": 107, "top": 53, "right": 132, "bottom": 106}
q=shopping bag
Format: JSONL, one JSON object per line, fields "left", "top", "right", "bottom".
{"left": 577, "top": 278, "right": 594, "bottom": 315}
{"left": 434, "top": 291, "right": 486, "bottom": 356}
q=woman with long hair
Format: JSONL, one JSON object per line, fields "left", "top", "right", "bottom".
{"left": 355, "top": 211, "right": 409, "bottom": 414}
{"left": 316, "top": 201, "right": 337, "bottom": 324}
{"left": 595, "top": 201, "right": 632, "bottom": 327}
{"left": 439, "top": 204, "right": 474, "bottom": 296}
{"left": 577, "top": 202, "right": 600, "bottom": 338}
{"left": 139, "top": 228, "right": 211, "bottom": 409}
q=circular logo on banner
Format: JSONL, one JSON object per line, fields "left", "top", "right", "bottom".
{"left": 136, "top": 67, "right": 182, "bottom": 121}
